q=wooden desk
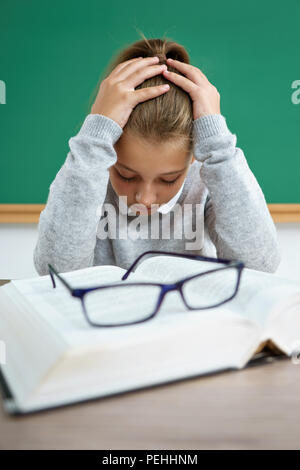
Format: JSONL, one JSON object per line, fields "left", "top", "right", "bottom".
{"left": 0, "top": 280, "right": 299, "bottom": 450}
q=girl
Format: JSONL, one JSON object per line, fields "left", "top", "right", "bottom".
{"left": 33, "top": 36, "right": 281, "bottom": 275}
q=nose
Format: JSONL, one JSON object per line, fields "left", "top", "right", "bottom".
{"left": 135, "top": 185, "right": 157, "bottom": 207}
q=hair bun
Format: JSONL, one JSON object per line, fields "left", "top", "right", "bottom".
{"left": 155, "top": 52, "right": 167, "bottom": 64}
{"left": 165, "top": 46, "right": 189, "bottom": 65}
{"left": 140, "top": 38, "right": 190, "bottom": 65}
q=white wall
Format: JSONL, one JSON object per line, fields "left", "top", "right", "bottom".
{"left": 0, "top": 223, "right": 300, "bottom": 282}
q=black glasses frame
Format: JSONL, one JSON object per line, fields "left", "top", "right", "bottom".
{"left": 48, "top": 250, "right": 245, "bottom": 328}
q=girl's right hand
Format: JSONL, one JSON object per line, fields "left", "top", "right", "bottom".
{"left": 90, "top": 57, "right": 169, "bottom": 129}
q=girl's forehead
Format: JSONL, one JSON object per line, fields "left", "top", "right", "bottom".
{"left": 116, "top": 130, "right": 190, "bottom": 153}
{"left": 115, "top": 133, "right": 191, "bottom": 166}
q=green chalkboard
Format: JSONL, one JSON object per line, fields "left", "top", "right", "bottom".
{"left": 1, "top": 0, "right": 299, "bottom": 203}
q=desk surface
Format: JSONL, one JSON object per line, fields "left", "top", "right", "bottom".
{"left": 0, "top": 280, "right": 299, "bottom": 450}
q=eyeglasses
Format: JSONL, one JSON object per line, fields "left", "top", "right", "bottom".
{"left": 48, "top": 250, "right": 244, "bottom": 328}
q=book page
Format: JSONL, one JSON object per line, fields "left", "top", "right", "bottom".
{"left": 26, "top": 309, "right": 260, "bottom": 412}
{"left": 9, "top": 258, "right": 262, "bottom": 360}
{"left": 134, "top": 255, "right": 300, "bottom": 328}
{"left": 0, "top": 284, "right": 68, "bottom": 404}
{"left": 11, "top": 262, "right": 222, "bottom": 349}
{"left": 3, "top": 261, "right": 264, "bottom": 412}
{"left": 10, "top": 264, "right": 129, "bottom": 338}
{"left": 10, "top": 255, "right": 299, "bottom": 357}
{"left": 266, "top": 302, "right": 300, "bottom": 356}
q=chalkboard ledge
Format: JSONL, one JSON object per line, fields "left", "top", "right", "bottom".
{"left": 0, "top": 204, "right": 299, "bottom": 223}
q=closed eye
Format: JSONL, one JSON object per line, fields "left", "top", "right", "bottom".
{"left": 116, "top": 169, "right": 180, "bottom": 185}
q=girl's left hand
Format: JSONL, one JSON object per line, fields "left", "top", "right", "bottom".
{"left": 163, "top": 58, "right": 221, "bottom": 120}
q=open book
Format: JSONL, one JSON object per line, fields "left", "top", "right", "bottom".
{"left": 0, "top": 254, "right": 300, "bottom": 415}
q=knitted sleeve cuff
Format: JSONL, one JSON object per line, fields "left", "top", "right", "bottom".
{"left": 78, "top": 113, "right": 123, "bottom": 144}
{"left": 193, "top": 114, "right": 231, "bottom": 140}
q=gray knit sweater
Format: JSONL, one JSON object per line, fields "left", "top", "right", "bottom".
{"left": 33, "top": 113, "right": 281, "bottom": 275}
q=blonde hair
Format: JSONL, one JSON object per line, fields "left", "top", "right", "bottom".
{"left": 88, "top": 32, "right": 194, "bottom": 154}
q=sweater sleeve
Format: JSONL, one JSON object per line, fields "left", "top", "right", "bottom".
{"left": 33, "top": 114, "right": 123, "bottom": 276}
{"left": 193, "top": 113, "right": 281, "bottom": 273}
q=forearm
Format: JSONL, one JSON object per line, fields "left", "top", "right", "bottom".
{"left": 33, "top": 114, "right": 123, "bottom": 275}
{"left": 193, "top": 114, "right": 281, "bottom": 273}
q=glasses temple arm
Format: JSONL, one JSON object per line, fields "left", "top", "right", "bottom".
{"left": 121, "top": 250, "right": 165, "bottom": 280}
{"left": 48, "top": 263, "right": 74, "bottom": 292}
{"left": 121, "top": 251, "right": 244, "bottom": 281}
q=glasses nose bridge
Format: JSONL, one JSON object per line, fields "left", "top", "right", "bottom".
{"left": 163, "top": 282, "right": 179, "bottom": 293}
{"left": 160, "top": 281, "right": 185, "bottom": 305}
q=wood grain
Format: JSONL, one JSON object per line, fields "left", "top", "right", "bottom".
{"left": 0, "top": 204, "right": 300, "bottom": 223}
{"left": 0, "top": 356, "right": 298, "bottom": 450}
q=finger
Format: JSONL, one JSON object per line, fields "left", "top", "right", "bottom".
{"left": 109, "top": 57, "right": 143, "bottom": 77}
{"left": 166, "top": 59, "right": 209, "bottom": 84}
{"left": 129, "top": 64, "right": 168, "bottom": 88}
{"left": 162, "top": 70, "right": 198, "bottom": 96}
{"left": 114, "top": 56, "right": 159, "bottom": 80}
{"left": 132, "top": 84, "right": 170, "bottom": 106}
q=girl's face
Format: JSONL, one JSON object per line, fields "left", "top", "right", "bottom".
{"left": 110, "top": 132, "right": 195, "bottom": 215}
